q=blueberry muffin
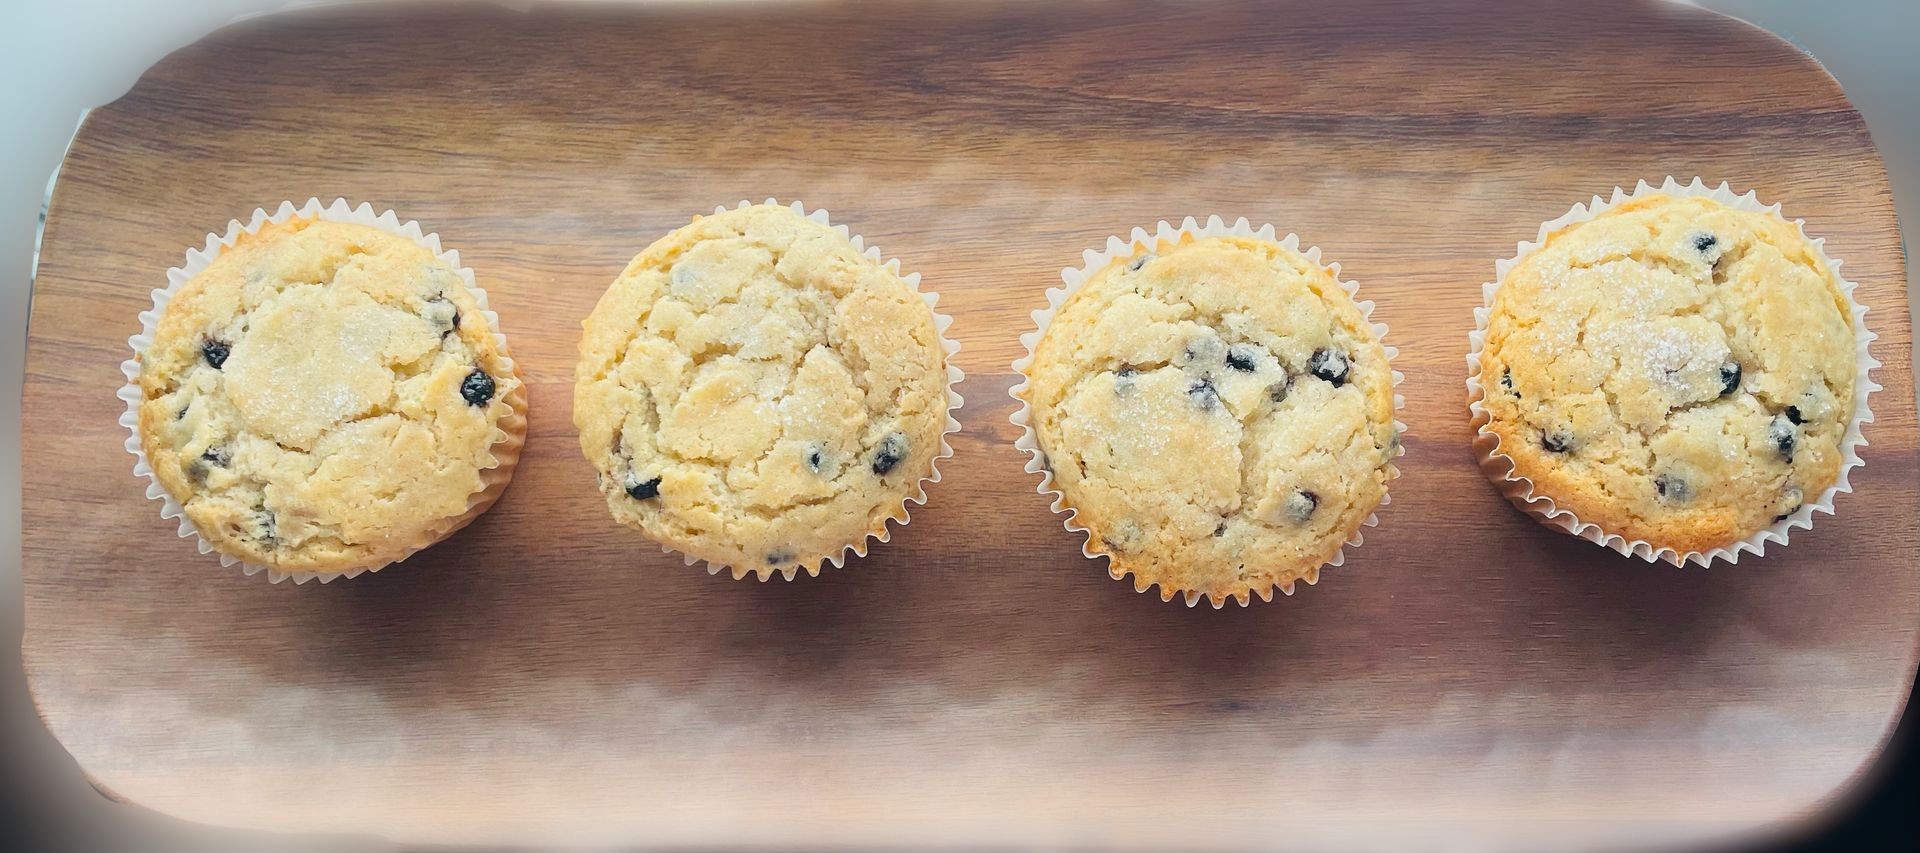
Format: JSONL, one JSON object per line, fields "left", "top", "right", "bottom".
{"left": 134, "top": 216, "right": 525, "bottom": 574}
{"left": 574, "top": 203, "right": 950, "bottom": 579}
{"left": 1477, "top": 194, "right": 1856, "bottom": 555}
{"left": 1020, "top": 234, "right": 1397, "bottom": 607}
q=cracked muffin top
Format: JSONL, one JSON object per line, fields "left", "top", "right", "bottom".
{"left": 1022, "top": 234, "right": 1397, "bottom": 607}
{"left": 1478, "top": 194, "right": 1856, "bottom": 554}
{"left": 574, "top": 204, "right": 948, "bottom": 578}
{"left": 135, "top": 217, "right": 523, "bottom": 573}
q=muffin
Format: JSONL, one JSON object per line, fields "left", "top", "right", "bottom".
{"left": 1475, "top": 192, "right": 1859, "bottom": 556}
{"left": 132, "top": 213, "right": 525, "bottom": 576}
{"left": 1018, "top": 227, "right": 1398, "bottom": 607}
{"left": 574, "top": 202, "right": 953, "bottom": 579}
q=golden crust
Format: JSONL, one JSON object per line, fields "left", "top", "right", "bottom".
{"left": 572, "top": 204, "right": 948, "bottom": 577}
{"left": 135, "top": 217, "right": 524, "bottom": 573}
{"left": 1479, "top": 195, "right": 1854, "bottom": 554}
{"left": 1022, "top": 234, "right": 1396, "bottom": 607}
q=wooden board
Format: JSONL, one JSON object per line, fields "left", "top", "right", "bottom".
{"left": 20, "top": 0, "right": 1916, "bottom": 848}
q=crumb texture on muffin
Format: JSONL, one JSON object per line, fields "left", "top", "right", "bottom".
{"left": 136, "top": 217, "right": 521, "bottom": 572}
{"left": 1023, "top": 234, "right": 1396, "bottom": 607}
{"left": 573, "top": 203, "right": 947, "bottom": 577}
{"left": 1479, "top": 194, "right": 1855, "bottom": 553}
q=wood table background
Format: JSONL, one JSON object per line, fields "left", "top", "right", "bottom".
{"left": 20, "top": 0, "right": 1917, "bottom": 848}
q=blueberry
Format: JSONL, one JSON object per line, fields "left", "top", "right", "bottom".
{"left": 1769, "top": 414, "right": 1797, "bottom": 461}
{"left": 1114, "top": 365, "right": 1139, "bottom": 396}
{"left": 766, "top": 550, "right": 793, "bottom": 566}
{"left": 190, "top": 446, "right": 230, "bottom": 483}
{"left": 1286, "top": 489, "right": 1319, "bottom": 521}
{"left": 1692, "top": 233, "right": 1718, "bottom": 253}
{"left": 426, "top": 295, "right": 461, "bottom": 338}
{"left": 805, "top": 446, "right": 826, "bottom": 474}
{"left": 625, "top": 476, "right": 662, "bottom": 500}
{"left": 460, "top": 369, "right": 495, "bottom": 407}
{"left": 1784, "top": 405, "right": 1805, "bottom": 425}
{"left": 1226, "top": 345, "right": 1258, "bottom": 373}
{"left": 1500, "top": 367, "right": 1515, "bottom": 394}
{"left": 872, "top": 432, "right": 908, "bottom": 475}
{"left": 201, "top": 339, "right": 230, "bottom": 369}
{"left": 1541, "top": 429, "right": 1575, "bottom": 453}
{"left": 1188, "top": 378, "right": 1220, "bottom": 411}
{"left": 1268, "top": 377, "right": 1292, "bottom": 403}
{"left": 1309, "top": 348, "right": 1349, "bottom": 387}
{"left": 247, "top": 508, "right": 277, "bottom": 546}
{"left": 1719, "top": 362, "right": 1741, "bottom": 397}
{"left": 1127, "top": 254, "right": 1154, "bottom": 272}
{"left": 1654, "top": 473, "right": 1690, "bottom": 503}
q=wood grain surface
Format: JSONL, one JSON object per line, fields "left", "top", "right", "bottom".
{"left": 20, "top": 0, "right": 1917, "bottom": 848}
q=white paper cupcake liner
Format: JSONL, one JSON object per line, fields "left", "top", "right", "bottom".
{"left": 1465, "top": 177, "right": 1880, "bottom": 567}
{"left": 117, "top": 198, "right": 528, "bottom": 585}
{"left": 1010, "top": 216, "right": 1406, "bottom": 609}
{"left": 663, "top": 199, "right": 964, "bottom": 583}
